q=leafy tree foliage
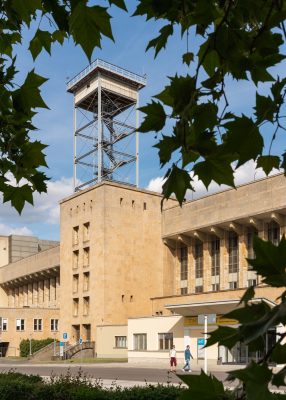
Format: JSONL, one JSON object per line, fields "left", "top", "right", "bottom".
{"left": 0, "top": 0, "right": 125, "bottom": 212}
{"left": 2, "top": 3, "right": 286, "bottom": 397}
{"left": 135, "top": 0, "right": 286, "bottom": 203}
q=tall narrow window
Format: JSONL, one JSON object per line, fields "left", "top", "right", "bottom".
{"left": 73, "top": 226, "right": 79, "bottom": 245}
{"left": 134, "top": 333, "right": 147, "bottom": 350}
{"left": 229, "top": 231, "right": 239, "bottom": 273}
{"left": 1, "top": 318, "right": 7, "bottom": 331}
{"left": 83, "top": 222, "right": 90, "bottom": 242}
{"left": 83, "top": 247, "right": 90, "bottom": 267}
{"left": 16, "top": 319, "right": 25, "bottom": 331}
{"left": 33, "top": 319, "right": 42, "bottom": 331}
{"left": 210, "top": 237, "right": 220, "bottom": 276}
{"left": 158, "top": 333, "right": 173, "bottom": 350}
{"left": 83, "top": 296, "right": 90, "bottom": 316}
{"left": 194, "top": 241, "right": 203, "bottom": 278}
{"left": 180, "top": 246, "right": 188, "bottom": 280}
{"left": 83, "top": 272, "right": 90, "bottom": 291}
{"left": 73, "top": 250, "right": 79, "bottom": 269}
{"left": 51, "top": 319, "right": 59, "bottom": 331}
{"left": 73, "top": 298, "right": 79, "bottom": 317}
{"left": 247, "top": 227, "right": 258, "bottom": 269}
{"left": 73, "top": 274, "right": 79, "bottom": 293}
{"left": 268, "top": 221, "right": 280, "bottom": 246}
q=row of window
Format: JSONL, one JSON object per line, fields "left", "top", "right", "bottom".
{"left": 119, "top": 198, "right": 147, "bottom": 210}
{"left": 73, "top": 223, "right": 90, "bottom": 245}
{"left": 10, "top": 278, "right": 58, "bottom": 305}
{"left": 1, "top": 318, "right": 58, "bottom": 332}
{"left": 133, "top": 333, "right": 173, "bottom": 351}
{"left": 179, "top": 222, "right": 280, "bottom": 294}
{"left": 73, "top": 247, "right": 90, "bottom": 269}
{"left": 73, "top": 272, "right": 90, "bottom": 293}
{"left": 73, "top": 297, "right": 90, "bottom": 316}
{"left": 70, "top": 201, "right": 93, "bottom": 217}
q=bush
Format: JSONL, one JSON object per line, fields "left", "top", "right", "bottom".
{"left": 19, "top": 338, "right": 54, "bottom": 357}
{"left": 0, "top": 372, "right": 185, "bottom": 400}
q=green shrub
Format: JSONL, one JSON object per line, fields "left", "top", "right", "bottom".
{"left": 0, "top": 372, "right": 185, "bottom": 400}
{"left": 19, "top": 338, "right": 54, "bottom": 357}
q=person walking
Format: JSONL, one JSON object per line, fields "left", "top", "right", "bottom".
{"left": 182, "top": 345, "right": 193, "bottom": 372}
{"left": 169, "top": 345, "right": 177, "bottom": 372}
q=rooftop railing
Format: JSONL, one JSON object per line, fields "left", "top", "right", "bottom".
{"left": 66, "top": 59, "right": 147, "bottom": 91}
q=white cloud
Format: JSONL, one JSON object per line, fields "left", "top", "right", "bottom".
{"left": 146, "top": 160, "right": 282, "bottom": 200}
{"left": 0, "top": 177, "right": 74, "bottom": 226}
{"left": 0, "top": 224, "right": 33, "bottom": 236}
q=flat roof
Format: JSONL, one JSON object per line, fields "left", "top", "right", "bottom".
{"left": 66, "top": 59, "right": 147, "bottom": 93}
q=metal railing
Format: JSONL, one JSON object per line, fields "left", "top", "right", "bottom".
{"left": 66, "top": 59, "right": 147, "bottom": 90}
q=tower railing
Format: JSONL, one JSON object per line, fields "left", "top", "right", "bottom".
{"left": 66, "top": 59, "right": 147, "bottom": 91}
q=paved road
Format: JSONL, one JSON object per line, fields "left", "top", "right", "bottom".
{"left": 0, "top": 361, "right": 229, "bottom": 385}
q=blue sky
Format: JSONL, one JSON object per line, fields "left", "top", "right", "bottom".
{"left": 0, "top": 3, "right": 285, "bottom": 240}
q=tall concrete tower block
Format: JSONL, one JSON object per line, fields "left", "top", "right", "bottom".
{"left": 66, "top": 59, "right": 146, "bottom": 192}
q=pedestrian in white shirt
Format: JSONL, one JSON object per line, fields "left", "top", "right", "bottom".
{"left": 169, "top": 345, "right": 177, "bottom": 372}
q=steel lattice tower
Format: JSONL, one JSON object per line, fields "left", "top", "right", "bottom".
{"left": 66, "top": 59, "right": 146, "bottom": 191}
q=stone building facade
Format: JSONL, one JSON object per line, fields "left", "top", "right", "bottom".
{"left": 0, "top": 174, "right": 285, "bottom": 362}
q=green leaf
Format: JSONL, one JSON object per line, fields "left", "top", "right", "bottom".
{"left": 162, "top": 165, "right": 193, "bottom": 205}
{"left": 271, "top": 344, "right": 286, "bottom": 365}
{"left": 12, "top": 70, "right": 49, "bottom": 114}
{"left": 154, "top": 134, "right": 180, "bottom": 167}
{"left": 139, "top": 101, "right": 166, "bottom": 132}
{"left": 224, "top": 116, "right": 264, "bottom": 167}
{"left": 108, "top": 0, "right": 127, "bottom": 11}
{"left": 155, "top": 85, "right": 173, "bottom": 108}
{"left": 42, "top": 0, "right": 69, "bottom": 31}
{"left": 257, "top": 155, "right": 280, "bottom": 175}
{"left": 29, "top": 29, "right": 54, "bottom": 60}
{"left": 255, "top": 94, "right": 276, "bottom": 124}
{"left": 228, "top": 362, "right": 273, "bottom": 400}
{"left": 193, "top": 155, "right": 235, "bottom": 188}
{"left": 182, "top": 52, "right": 194, "bottom": 66}
{"left": 177, "top": 371, "right": 226, "bottom": 400}
{"left": 206, "top": 326, "right": 240, "bottom": 350}
{"left": 248, "top": 236, "right": 286, "bottom": 287}
{"left": 11, "top": 0, "right": 42, "bottom": 25}
{"left": 3, "top": 184, "right": 34, "bottom": 214}
{"left": 69, "top": 3, "right": 113, "bottom": 60}
{"left": 272, "top": 366, "right": 286, "bottom": 388}
{"left": 146, "top": 24, "right": 173, "bottom": 57}
{"left": 239, "top": 285, "right": 255, "bottom": 305}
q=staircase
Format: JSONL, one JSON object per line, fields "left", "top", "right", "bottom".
{"left": 64, "top": 341, "right": 95, "bottom": 359}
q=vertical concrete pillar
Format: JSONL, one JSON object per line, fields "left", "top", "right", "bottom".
{"left": 56, "top": 276, "right": 60, "bottom": 304}
{"left": 203, "top": 239, "right": 211, "bottom": 292}
{"left": 50, "top": 278, "right": 56, "bottom": 305}
{"left": 18, "top": 286, "right": 23, "bottom": 307}
{"left": 44, "top": 279, "right": 50, "bottom": 306}
{"left": 14, "top": 287, "right": 19, "bottom": 307}
{"left": 188, "top": 243, "right": 195, "bottom": 294}
{"left": 23, "top": 285, "right": 28, "bottom": 306}
{"left": 221, "top": 234, "right": 228, "bottom": 290}
{"left": 38, "top": 280, "right": 44, "bottom": 306}
{"left": 239, "top": 231, "right": 248, "bottom": 288}
{"left": 28, "top": 283, "right": 33, "bottom": 305}
{"left": 32, "top": 282, "right": 38, "bottom": 305}
{"left": 8, "top": 288, "right": 14, "bottom": 307}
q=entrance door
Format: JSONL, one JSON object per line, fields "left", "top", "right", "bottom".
{"left": 83, "top": 324, "right": 91, "bottom": 341}
{"left": 72, "top": 325, "right": 80, "bottom": 343}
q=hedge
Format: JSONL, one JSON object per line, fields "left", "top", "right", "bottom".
{"left": 0, "top": 372, "right": 185, "bottom": 400}
{"left": 19, "top": 338, "right": 54, "bottom": 357}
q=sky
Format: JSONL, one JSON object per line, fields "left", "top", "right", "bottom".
{"left": 1, "top": 3, "right": 285, "bottom": 240}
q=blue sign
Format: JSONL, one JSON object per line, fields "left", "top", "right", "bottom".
{"left": 60, "top": 341, "right": 64, "bottom": 347}
{"left": 198, "top": 338, "right": 205, "bottom": 346}
{"left": 63, "top": 332, "right": 68, "bottom": 340}
{"left": 79, "top": 337, "right": 83, "bottom": 345}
